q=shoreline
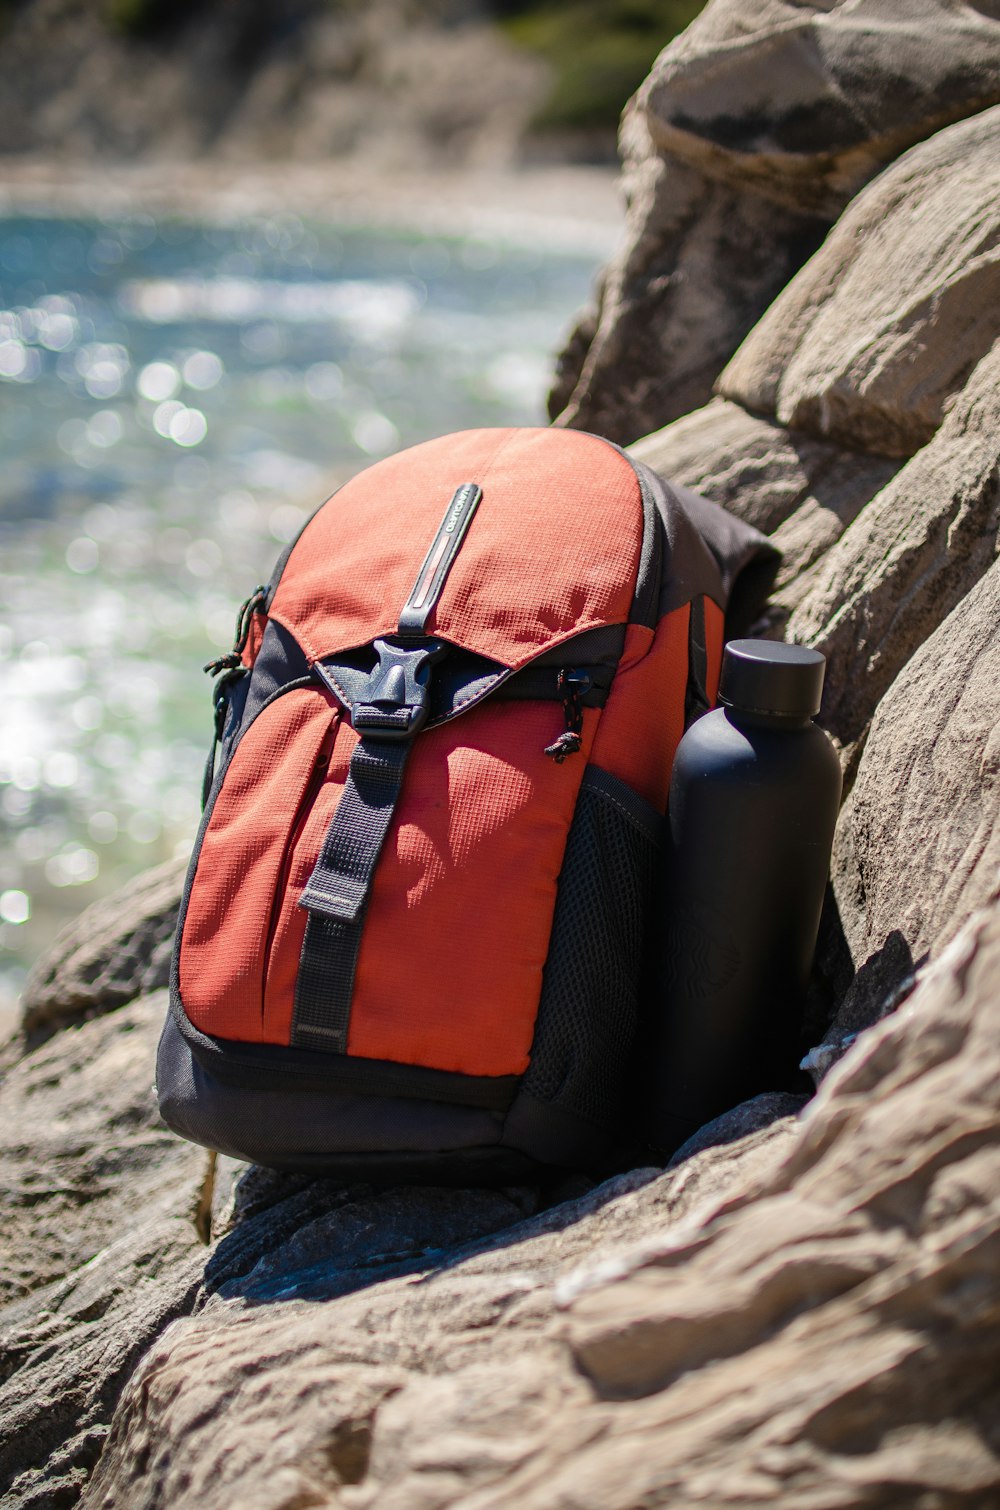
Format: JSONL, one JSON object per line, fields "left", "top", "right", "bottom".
{"left": 0, "top": 156, "right": 624, "bottom": 257}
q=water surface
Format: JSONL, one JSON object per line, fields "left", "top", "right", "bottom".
{"left": 0, "top": 209, "right": 601, "bottom": 1008}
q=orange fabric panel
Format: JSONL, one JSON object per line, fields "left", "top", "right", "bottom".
{"left": 241, "top": 612, "right": 267, "bottom": 670}
{"left": 179, "top": 689, "right": 337, "bottom": 1040}
{"left": 704, "top": 596, "right": 725, "bottom": 706}
{"left": 267, "top": 428, "right": 643, "bottom": 670}
{"left": 262, "top": 699, "right": 596, "bottom": 1074}
{"left": 588, "top": 607, "right": 690, "bottom": 815}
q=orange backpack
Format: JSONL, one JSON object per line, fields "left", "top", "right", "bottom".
{"left": 158, "top": 427, "right": 775, "bottom": 1181}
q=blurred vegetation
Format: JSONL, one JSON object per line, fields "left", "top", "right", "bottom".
{"left": 103, "top": 0, "right": 201, "bottom": 39}
{"left": 495, "top": 0, "right": 704, "bottom": 133}
{"left": 100, "top": 0, "right": 703, "bottom": 130}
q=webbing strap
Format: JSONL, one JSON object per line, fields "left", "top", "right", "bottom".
{"left": 291, "top": 736, "right": 410, "bottom": 1051}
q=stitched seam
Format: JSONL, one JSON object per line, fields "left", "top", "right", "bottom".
{"left": 583, "top": 775, "right": 659, "bottom": 841}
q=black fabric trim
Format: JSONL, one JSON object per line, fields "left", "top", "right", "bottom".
{"left": 318, "top": 628, "right": 625, "bottom": 730}
{"left": 239, "top": 619, "right": 312, "bottom": 735}
{"left": 162, "top": 1000, "right": 519, "bottom": 1108}
{"left": 292, "top": 736, "right": 410, "bottom": 1050}
{"left": 630, "top": 464, "right": 664, "bottom": 629}
{"left": 632, "top": 461, "right": 728, "bottom": 619}
{"left": 667, "top": 480, "right": 781, "bottom": 637}
{"left": 502, "top": 1089, "right": 636, "bottom": 1175}
{"left": 580, "top": 764, "right": 662, "bottom": 844}
{"left": 684, "top": 594, "right": 710, "bottom": 727}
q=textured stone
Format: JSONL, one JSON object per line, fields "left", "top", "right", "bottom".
{"left": 787, "top": 336, "right": 1000, "bottom": 753}
{"left": 629, "top": 397, "right": 899, "bottom": 607}
{"left": 84, "top": 900, "right": 1000, "bottom": 1509}
{"left": 641, "top": 0, "right": 1000, "bottom": 216}
{"left": 80, "top": 1134, "right": 800, "bottom": 1510}
{"left": 822, "top": 553, "right": 1000, "bottom": 1053}
{"left": 553, "top": 0, "right": 1000, "bottom": 442}
{"left": 20, "top": 855, "right": 185, "bottom": 1039}
{"left": 0, "top": 994, "right": 209, "bottom": 1507}
{"left": 721, "top": 106, "right": 1000, "bottom": 459}
{"left": 551, "top": 113, "right": 825, "bottom": 443}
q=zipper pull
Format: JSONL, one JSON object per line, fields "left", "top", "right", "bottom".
{"left": 544, "top": 669, "right": 590, "bottom": 763}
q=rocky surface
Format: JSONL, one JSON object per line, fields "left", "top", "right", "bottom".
{"left": 629, "top": 397, "right": 900, "bottom": 613}
{"left": 20, "top": 855, "right": 185, "bottom": 1041}
{"left": 552, "top": 0, "right": 1000, "bottom": 442}
{"left": 0, "top": 994, "right": 209, "bottom": 1508}
{"left": 827, "top": 554, "right": 1000, "bottom": 1046}
{"left": 5, "top": 3, "right": 1000, "bottom": 1504}
{"left": 720, "top": 105, "right": 1000, "bottom": 460}
{"left": 78, "top": 898, "right": 1000, "bottom": 1509}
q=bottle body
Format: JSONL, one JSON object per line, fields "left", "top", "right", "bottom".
{"left": 645, "top": 701, "right": 842, "bottom": 1153}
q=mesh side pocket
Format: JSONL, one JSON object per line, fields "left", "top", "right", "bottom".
{"left": 523, "top": 764, "right": 662, "bottom": 1129}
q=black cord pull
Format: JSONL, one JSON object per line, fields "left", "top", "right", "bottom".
{"left": 544, "top": 669, "right": 590, "bottom": 763}
{"left": 204, "top": 585, "right": 267, "bottom": 677}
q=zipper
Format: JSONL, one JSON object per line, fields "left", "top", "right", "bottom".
{"left": 260, "top": 713, "right": 339, "bottom": 1018}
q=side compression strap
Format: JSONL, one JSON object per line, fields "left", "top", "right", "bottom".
{"left": 684, "top": 595, "right": 710, "bottom": 727}
{"left": 290, "top": 736, "right": 409, "bottom": 1051}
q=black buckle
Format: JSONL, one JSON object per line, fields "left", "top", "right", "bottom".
{"left": 351, "top": 637, "right": 447, "bottom": 739}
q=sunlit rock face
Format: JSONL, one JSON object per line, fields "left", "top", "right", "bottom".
{"left": 552, "top": 0, "right": 1000, "bottom": 442}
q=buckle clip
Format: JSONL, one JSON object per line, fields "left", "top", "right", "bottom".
{"left": 351, "top": 637, "right": 447, "bottom": 739}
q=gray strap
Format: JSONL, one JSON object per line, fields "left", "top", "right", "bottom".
{"left": 291, "top": 737, "right": 410, "bottom": 1051}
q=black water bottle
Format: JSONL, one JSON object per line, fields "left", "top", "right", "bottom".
{"left": 646, "top": 639, "right": 843, "bottom": 1154}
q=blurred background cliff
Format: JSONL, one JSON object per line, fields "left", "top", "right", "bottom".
{"left": 0, "top": 0, "right": 702, "bottom": 166}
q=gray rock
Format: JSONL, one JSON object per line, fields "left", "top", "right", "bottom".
{"left": 721, "top": 105, "right": 1000, "bottom": 458}
{"left": 20, "top": 855, "right": 186, "bottom": 1039}
{"left": 825, "top": 552, "right": 1000, "bottom": 1044}
{"left": 629, "top": 397, "right": 899, "bottom": 611}
{"left": 552, "top": 112, "right": 825, "bottom": 443}
{"left": 788, "top": 335, "right": 1000, "bottom": 754}
{"left": 81, "top": 1122, "right": 801, "bottom": 1510}
{"left": 83, "top": 898, "right": 1000, "bottom": 1509}
{"left": 0, "top": 993, "right": 208, "bottom": 1506}
{"left": 0, "top": 2, "right": 547, "bottom": 168}
{"left": 641, "top": 0, "right": 1000, "bottom": 217}
{"left": 554, "top": 0, "right": 1000, "bottom": 442}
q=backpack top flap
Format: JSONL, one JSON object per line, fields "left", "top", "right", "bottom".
{"left": 266, "top": 427, "right": 649, "bottom": 671}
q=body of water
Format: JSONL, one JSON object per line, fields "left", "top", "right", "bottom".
{"left": 0, "top": 208, "right": 602, "bottom": 1010}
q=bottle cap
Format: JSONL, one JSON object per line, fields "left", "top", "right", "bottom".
{"left": 719, "top": 639, "right": 826, "bottom": 720}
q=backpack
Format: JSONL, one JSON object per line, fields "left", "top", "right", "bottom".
{"left": 157, "top": 427, "right": 777, "bottom": 1183}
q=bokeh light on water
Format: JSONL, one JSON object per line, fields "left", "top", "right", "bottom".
{"left": 0, "top": 210, "right": 600, "bottom": 1010}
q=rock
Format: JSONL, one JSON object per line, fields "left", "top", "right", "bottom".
{"left": 720, "top": 105, "right": 1000, "bottom": 459}
{"left": 83, "top": 899, "right": 1000, "bottom": 1508}
{"left": 551, "top": 112, "right": 826, "bottom": 442}
{"left": 640, "top": 0, "right": 1000, "bottom": 217}
{"left": 628, "top": 396, "right": 899, "bottom": 608}
{"left": 553, "top": 0, "right": 1000, "bottom": 442}
{"left": 823, "top": 552, "right": 1000, "bottom": 1052}
{"left": 80, "top": 1119, "right": 802, "bottom": 1510}
{"left": 787, "top": 335, "right": 1000, "bottom": 753}
{"left": 19, "top": 855, "right": 186, "bottom": 1040}
{"left": 0, "top": 993, "right": 209, "bottom": 1507}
